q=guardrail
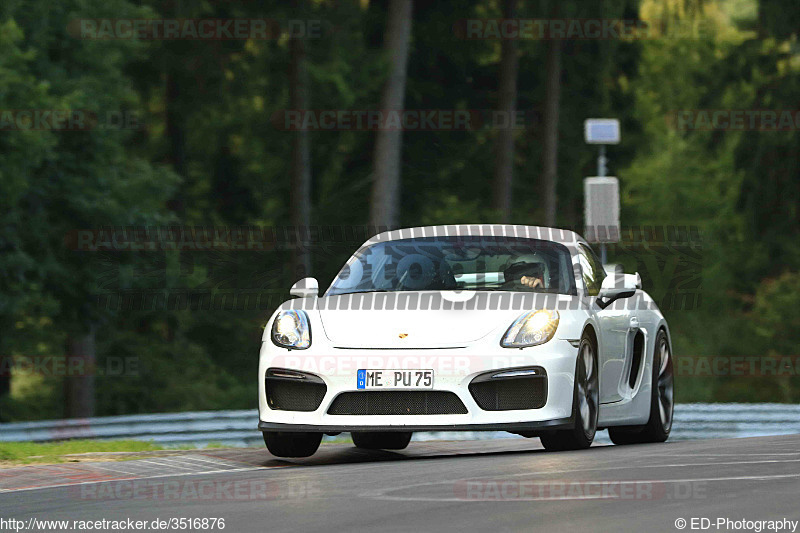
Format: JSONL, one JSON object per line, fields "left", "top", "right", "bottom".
{"left": 1, "top": 404, "right": 799, "bottom": 448}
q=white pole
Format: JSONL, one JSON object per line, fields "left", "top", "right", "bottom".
{"left": 598, "top": 145, "right": 607, "bottom": 177}
{"left": 598, "top": 145, "right": 607, "bottom": 263}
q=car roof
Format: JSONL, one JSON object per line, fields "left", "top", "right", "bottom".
{"left": 364, "top": 224, "right": 587, "bottom": 248}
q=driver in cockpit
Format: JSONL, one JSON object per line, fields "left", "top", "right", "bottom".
{"left": 502, "top": 255, "right": 548, "bottom": 290}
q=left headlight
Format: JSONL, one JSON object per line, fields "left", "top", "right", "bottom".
{"left": 501, "top": 310, "right": 559, "bottom": 348}
{"left": 271, "top": 310, "right": 311, "bottom": 349}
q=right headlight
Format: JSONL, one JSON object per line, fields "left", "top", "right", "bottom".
{"left": 271, "top": 310, "right": 311, "bottom": 349}
{"left": 501, "top": 310, "right": 559, "bottom": 348}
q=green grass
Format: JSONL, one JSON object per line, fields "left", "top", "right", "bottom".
{"left": 0, "top": 440, "right": 168, "bottom": 465}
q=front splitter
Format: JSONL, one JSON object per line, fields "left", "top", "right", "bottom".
{"left": 258, "top": 417, "right": 573, "bottom": 434}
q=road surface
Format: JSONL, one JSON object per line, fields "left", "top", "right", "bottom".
{"left": 2, "top": 434, "right": 800, "bottom": 532}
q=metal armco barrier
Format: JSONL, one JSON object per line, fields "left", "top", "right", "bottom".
{"left": 1, "top": 404, "right": 799, "bottom": 447}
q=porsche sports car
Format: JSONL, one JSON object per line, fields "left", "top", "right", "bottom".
{"left": 258, "top": 225, "right": 674, "bottom": 457}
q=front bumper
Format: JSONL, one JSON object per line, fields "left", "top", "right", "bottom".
{"left": 258, "top": 339, "right": 579, "bottom": 432}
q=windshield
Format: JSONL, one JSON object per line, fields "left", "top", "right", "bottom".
{"left": 327, "top": 236, "right": 576, "bottom": 296}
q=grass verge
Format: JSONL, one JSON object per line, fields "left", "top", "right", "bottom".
{"left": 0, "top": 440, "right": 167, "bottom": 466}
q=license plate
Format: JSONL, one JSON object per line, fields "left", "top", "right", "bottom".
{"left": 357, "top": 369, "right": 433, "bottom": 390}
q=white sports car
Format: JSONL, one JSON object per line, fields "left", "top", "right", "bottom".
{"left": 258, "top": 225, "right": 674, "bottom": 457}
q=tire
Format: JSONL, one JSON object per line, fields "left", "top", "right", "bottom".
{"left": 541, "top": 332, "right": 599, "bottom": 451}
{"left": 352, "top": 432, "right": 412, "bottom": 450}
{"left": 263, "top": 431, "right": 322, "bottom": 458}
{"left": 609, "top": 329, "right": 674, "bottom": 445}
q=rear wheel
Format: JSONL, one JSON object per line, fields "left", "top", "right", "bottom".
{"left": 541, "top": 332, "right": 598, "bottom": 451}
{"left": 263, "top": 431, "right": 322, "bottom": 458}
{"left": 609, "top": 329, "right": 674, "bottom": 445}
{"left": 352, "top": 432, "right": 412, "bottom": 450}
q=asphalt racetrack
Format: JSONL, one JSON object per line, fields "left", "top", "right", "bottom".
{"left": 3, "top": 434, "right": 800, "bottom": 532}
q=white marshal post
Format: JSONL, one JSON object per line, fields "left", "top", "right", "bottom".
{"left": 583, "top": 119, "right": 621, "bottom": 264}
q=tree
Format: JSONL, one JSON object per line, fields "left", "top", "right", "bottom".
{"left": 732, "top": 0, "right": 800, "bottom": 278}
{"left": 0, "top": 18, "right": 53, "bottom": 418}
{"left": 289, "top": 0, "right": 312, "bottom": 279}
{"left": 491, "top": 0, "right": 519, "bottom": 223}
{"left": 0, "top": 0, "right": 179, "bottom": 418}
{"left": 369, "top": 0, "right": 413, "bottom": 228}
{"left": 541, "top": 36, "right": 562, "bottom": 226}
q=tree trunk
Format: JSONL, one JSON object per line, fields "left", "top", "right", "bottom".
{"left": 542, "top": 38, "right": 562, "bottom": 227}
{"left": 492, "top": 0, "right": 519, "bottom": 223}
{"left": 165, "top": 71, "right": 187, "bottom": 215}
{"left": 369, "top": 0, "right": 413, "bottom": 229}
{"left": 289, "top": 6, "right": 312, "bottom": 280}
{"left": 63, "top": 325, "right": 96, "bottom": 418}
{"left": 0, "top": 359, "right": 9, "bottom": 400}
{"left": 0, "top": 323, "right": 10, "bottom": 410}
{"left": 164, "top": 0, "right": 187, "bottom": 216}
{"left": 0, "top": 347, "right": 10, "bottom": 421}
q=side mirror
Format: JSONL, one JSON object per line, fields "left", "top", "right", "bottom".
{"left": 596, "top": 272, "right": 640, "bottom": 309}
{"left": 290, "top": 277, "right": 319, "bottom": 298}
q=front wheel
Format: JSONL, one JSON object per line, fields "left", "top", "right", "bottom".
{"left": 263, "top": 431, "right": 322, "bottom": 458}
{"left": 541, "top": 333, "right": 598, "bottom": 451}
{"left": 609, "top": 329, "right": 674, "bottom": 445}
{"left": 352, "top": 432, "right": 412, "bottom": 450}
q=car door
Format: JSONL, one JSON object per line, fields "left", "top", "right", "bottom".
{"left": 577, "top": 243, "right": 630, "bottom": 404}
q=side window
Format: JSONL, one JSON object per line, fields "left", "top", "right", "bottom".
{"left": 577, "top": 244, "right": 606, "bottom": 296}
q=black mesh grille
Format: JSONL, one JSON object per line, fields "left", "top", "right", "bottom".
{"left": 469, "top": 377, "right": 547, "bottom": 411}
{"left": 266, "top": 379, "right": 326, "bottom": 412}
{"left": 327, "top": 391, "right": 468, "bottom": 415}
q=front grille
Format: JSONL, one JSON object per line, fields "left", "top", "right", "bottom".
{"left": 469, "top": 373, "right": 547, "bottom": 411}
{"left": 327, "top": 391, "right": 468, "bottom": 415}
{"left": 265, "top": 370, "right": 326, "bottom": 412}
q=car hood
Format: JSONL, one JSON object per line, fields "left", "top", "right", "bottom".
{"left": 314, "top": 291, "right": 546, "bottom": 349}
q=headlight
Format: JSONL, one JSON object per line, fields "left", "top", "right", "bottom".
{"left": 501, "top": 310, "right": 559, "bottom": 348}
{"left": 271, "top": 310, "right": 311, "bottom": 349}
